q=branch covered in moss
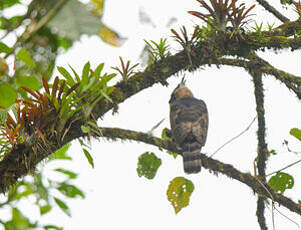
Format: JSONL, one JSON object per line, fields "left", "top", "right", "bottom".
{"left": 96, "top": 127, "right": 301, "bottom": 216}
{"left": 245, "top": 34, "right": 301, "bottom": 51}
{"left": 99, "top": 127, "right": 181, "bottom": 153}
{"left": 256, "top": 196, "right": 268, "bottom": 230}
{"left": 251, "top": 66, "right": 268, "bottom": 229}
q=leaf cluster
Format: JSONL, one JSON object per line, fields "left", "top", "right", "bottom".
{"left": 144, "top": 38, "right": 171, "bottom": 63}
{"left": 188, "top": 0, "right": 255, "bottom": 30}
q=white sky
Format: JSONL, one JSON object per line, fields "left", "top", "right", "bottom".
{"left": 1, "top": 0, "right": 301, "bottom": 229}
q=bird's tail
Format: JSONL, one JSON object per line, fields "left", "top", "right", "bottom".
{"left": 182, "top": 142, "right": 202, "bottom": 174}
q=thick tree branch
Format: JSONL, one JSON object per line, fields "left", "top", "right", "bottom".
{"left": 257, "top": 196, "right": 268, "bottom": 230}
{"left": 253, "top": 72, "right": 268, "bottom": 179}
{"left": 255, "top": 0, "right": 290, "bottom": 22}
{"left": 252, "top": 69, "right": 269, "bottom": 229}
{"left": 100, "top": 127, "right": 181, "bottom": 154}
{"left": 96, "top": 127, "right": 301, "bottom": 216}
{"left": 245, "top": 35, "right": 301, "bottom": 51}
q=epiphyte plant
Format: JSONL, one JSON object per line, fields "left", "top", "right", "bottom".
{"left": 188, "top": 0, "right": 255, "bottom": 30}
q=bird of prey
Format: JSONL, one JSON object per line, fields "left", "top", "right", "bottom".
{"left": 169, "top": 79, "right": 208, "bottom": 174}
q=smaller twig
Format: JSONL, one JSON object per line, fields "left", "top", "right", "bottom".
{"left": 266, "top": 158, "right": 301, "bottom": 177}
{"left": 272, "top": 202, "right": 276, "bottom": 230}
{"left": 210, "top": 116, "right": 257, "bottom": 157}
{"left": 274, "top": 206, "right": 300, "bottom": 229}
{"left": 255, "top": 0, "right": 290, "bottom": 22}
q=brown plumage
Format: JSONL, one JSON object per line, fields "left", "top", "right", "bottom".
{"left": 169, "top": 79, "right": 208, "bottom": 174}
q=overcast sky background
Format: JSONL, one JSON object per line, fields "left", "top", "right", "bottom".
{"left": 1, "top": 0, "right": 301, "bottom": 229}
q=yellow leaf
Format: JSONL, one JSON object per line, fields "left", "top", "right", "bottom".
{"left": 99, "top": 24, "right": 125, "bottom": 47}
{"left": 167, "top": 177, "right": 194, "bottom": 214}
{"left": 90, "top": 0, "right": 104, "bottom": 17}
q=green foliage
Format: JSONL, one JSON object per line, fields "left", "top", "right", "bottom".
{"left": 54, "top": 197, "right": 71, "bottom": 217}
{"left": 252, "top": 22, "right": 264, "bottom": 36}
{"left": 166, "top": 177, "right": 194, "bottom": 214}
{"left": 57, "top": 62, "right": 116, "bottom": 120}
{"left": 15, "top": 75, "right": 41, "bottom": 91}
{"left": 137, "top": 152, "right": 162, "bottom": 179}
{"left": 55, "top": 168, "right": 78, "bottom": 179}
{"left": 0, "top": 0, "right": 20, "bottom": 10}
{"left": 112, "top": 57, "right": 139, "bottom": 81}
{"left": 290, "top": 128, "right": 301, "bottom": 141}
{"left": 49, "top": 142, "right": 72, "bottom": 161}
{"left": 144, "top": 38, "right": 171, "bottom": 63}
{"left": 43, "top": 225, "right": 63, "bottom": 230}
{"left": 0, "top": 83, "right": 17, "bottom": 108}
{"left": 57, "top": 183, "right": 85, "bottom": 198}
{"left": 0, "top": 41, "right": 11, "bottom": 53}
{"left": 82, "top": 148, "right": 95, "bottom": 168}
{"left": 280, "top": 0, "right": 293, "bottom": 5}
{"left": 268, "top": 172, "right": 294, "bottom": 194}
{"left": 16, "top": 48, "right": 36, "bottom": 69}
{"left": 40, "top": 205, "right": 52, "bottom": 215}
{"left": 47, "top": 0, "right": 102, "bottom": 41}
{"left": 161, "top": 128, "right": 178, "bottom": 158}
{"left": 4, "top": 208, "right": 37, "bottom": 230}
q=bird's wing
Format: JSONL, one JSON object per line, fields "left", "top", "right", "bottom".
{"left": 170, "top": 98, "right": 208, "bottom": 146}
{"left": 191, "top": 99, "right": 208, "bottom": 146}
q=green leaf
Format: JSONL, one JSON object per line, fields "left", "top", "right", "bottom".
{"left": 49, "top": 142, "right": 72, "bottom": 161}
{"left": 0, "top": 41, "right": 11, "bottom": 53}
{"left": 15, "top": 75, "right": 41, "bottom": 91}
{"left": 47, "top": 0, "right": 102, "bottom": 41}
{"left": 137, "top": 152, "right": 162, "bottom": 179}
{"left": 34, "top": 173, "right": 49, "bottom": 201}
{"left": 55, "top": 168, "right": 77, "bottom": 179}
{"left": 16, "top": 48, "right": 35, "bottom": 68}
{"left": 8, "top": 15, "right": 23, "bottom": 27}
{"left": 81, "top": 125, "right": 91, "bottom": 133}
{"left": 167, "top": 177, "right": 194, "bottom": 214}
{"left": 94, "top": 63, "right": 104, "bottom": 77}
{"left": 280, "top": 0, "right": 292, "bottom": 5}
{"left": 81, "top": 61, "right": 90, "bottom": 87}
{"left": 0, "top": 109, "right": 7, "bottom": 125}
{"left": 4, "top": 208, "right": 30, "bottom": 230}
{"left": 43, "top": 224, "right": 63, "bottom": 230}
{"left": 290, "top": 128, "right": 301, "bottom": 141}
{"left": 268, "top": 172, "right": 294, "bottom": 194}
{"left": 40, "top": 205, "right": 52, "bottom": 215}
{"left": 54, "top": 197, "right": 71, "bottom": 217}
{"left": 12, "top": 183, "right": 35, "bottom": 201}
{"left": 83, "top": 148, "right": 94, "bottom": 168}
{"left": 0, "top": 0, "right": 20, "bottom": 10}
{"left": 57, "top": 183, "right": 85, "bottom": 198}
{"left": 68, "top": 64, "right": 80, "bottom": 83}
{"left": 0, "top": 83, "right": 17, "bottom": 109}
{"left": 161, "top": 128, "right": 178, "bottom": 158}
{"left": 101, "top": 90, "right": 113, "bottom": 103}
{"left": 57, "top": 66, "right": 75, "bottom": 87}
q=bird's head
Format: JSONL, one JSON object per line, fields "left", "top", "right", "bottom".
{"left": 169, "top": 77, "right": 193, "bottom": 103}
